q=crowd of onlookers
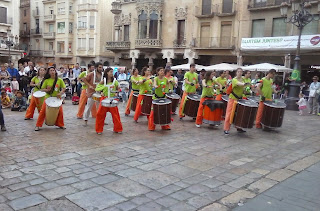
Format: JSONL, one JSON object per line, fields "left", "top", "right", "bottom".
{"left": 0, "top": 61, "right": 319, "bottom": 132}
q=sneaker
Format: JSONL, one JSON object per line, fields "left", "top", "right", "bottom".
{"left": 24, "top": 118, "right": 32, "bottom": 120}
{"left": 224, "top": 130, "right": 229, "bottom": 135}
{"left": 1, "top": 125, "right": 6, "bottom": 131}
{"left": 114, "top": 131, "right": 122, "bottom": 134}
{"left": 195, "top": 124, "right": 201, "bottom": 128}
{"left": 134, "top": 120, "right": 138, "bottom": 123}
{"left": 237, "top": 128, "right": 246, "bottom": 133}
{"left": 34, "top": 127, "right": 40, "bottom": 131}
{"left": 97, "top": 132, "right": 102, "bottom": 135}
{"left": 59, "top": 126, "right": 66, "bottom": 129}
{"left": 77, "top": 117, "right": 83, "bottom": 119}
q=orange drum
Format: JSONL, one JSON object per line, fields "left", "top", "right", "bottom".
{"left": 202, "top": 100, "right": 224, "bottom": 125}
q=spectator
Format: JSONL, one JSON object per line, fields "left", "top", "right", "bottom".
{"left": 72, "top": 92, "right": 80, "bottom": 105}
{"left": 67, "top": 69, "right": 76, "bottom": 95}
{"left": 0, "top": 95, "right": 6, "bottom": 131}
{"left": 300, "top": 81, "right": 309, "bottom": 96}
{"left": 19, "top": 65, "right": 28, "bottom": 95}
{"left": 11, "top": 90, "right": 27, "bottom": 112}
{"left": 57, "top": 67, "right": 65, "bottom": 79}
{"left": 197, "top": 69, "right": 206, "bottom": 95}
{"left": 73, "top": 63, "right": 81, "bottom": 94}
{"left": 296, "top": 93, "right": 307, "bottom": 115}
{"left": 175, "top": 69, "right": 184, "bottom": 96}
{"left": 0, "top": 64, "right": 10, "bottom": 88}
{"left": 7, "top": 62, "right": 20, "bottom": 80}
{"left": 11, "top": 76, "right": 19, "bottom": 91}
{"left": 1, "top": 91, "right": 11, "bottom": 108}
{"left": 309, "top": 76, "right": 320, "bottom": 115}
{"left": 117, "top": 68, "right": 128, "bottom": 102}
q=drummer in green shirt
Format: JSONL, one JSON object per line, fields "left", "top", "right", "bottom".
{"left": 215, "top": 71, "right": 228, "bottom": 101}
{"left": 125, "top": 68, "right": 141, "bottom": 116}
{"left": 243, "top": 70, "right": 252, "bottom": 98}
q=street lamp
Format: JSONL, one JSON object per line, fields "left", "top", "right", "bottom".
{"left": 5, "top": 27, "right": 15, "bottom": 64}
{"left": 280, "top": 0, "right": 319, "bottom": 110}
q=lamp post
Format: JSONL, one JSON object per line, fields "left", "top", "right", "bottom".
{"left": 280, "top": 0, "right": 319, "bottom": 110}
{"left": 5, "top": 28, "right": 15, "bottom": 64}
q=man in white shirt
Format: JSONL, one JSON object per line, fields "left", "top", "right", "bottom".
{"left": 73, "top": 63, "right": 81, "bottom": 95}
{"left": 309, "top": 76, "right": 320, "bottom": 115}
{"left": 23, "top": 61, "right": 35, "bottom": 74}
{"left": 117, "top": 68, "right": 128, "bottom": 103}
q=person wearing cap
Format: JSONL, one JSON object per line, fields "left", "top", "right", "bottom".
{"left": 309, "top": 76, "right": 320, "bottom": 115}
{"left": 179, "top": 63, "right": 199, "bottom": 119}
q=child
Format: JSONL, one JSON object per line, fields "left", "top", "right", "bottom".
{"left": 4, "top": 83, "right": 12, "bottom": 93}
{"left": 11, "top": 91, "right": 27, "bottom": 112}
{"left": 72, "top": 92, "right": 80, "bottom": 105}
{"left": 1, "top": 91, "right": 12, "bottom": 108}
{"left": 11, "top": 76, "right": 19, "bottom": 91}
{"left": 296, "top": 93, "right": 307, "bottom": 115}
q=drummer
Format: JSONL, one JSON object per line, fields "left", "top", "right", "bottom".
{"left": 76, "top": 64, "right": 97, "bottom": 119}
{"left": 195, "top": 71, "right": 216, "bottom": 128}
{"left": 223, "top": 68, "right": 248, "bottom": 135}
{"left": 165, "top": 67, "right": 176, "bottom": 93}
{"left": 179, "top": 63, "right": 199, "bottom": 119}
{"left": 133, "top": 67, "right": 153, "bottom": 123}
{"left": 255, "top": 69, "right": 277, "bottom": 129}
{"left": 125, "top": 68, "right": 140, "bottom": 116}
{"left": 25, "top": 67, "right": 46, "bottom": 120}
{"left": 243, "top": 70, "right": 252, "bottom": 98}
{"left": 34, "top": 67, "right": 66, "bottom": 131}
{"left": 82, "top": 62, "right": 103, "bottom": 126}
{"left": 95, "top": 67, "right": 123, "bottom": 135}
{"left": 148, "top": 67, "right": 170, "bottom": 131}
{"left": 215, "top": 71, "right": 228, "bottom": 101}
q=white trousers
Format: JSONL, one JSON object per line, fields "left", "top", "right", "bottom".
{"left": 83, "top": 97, "right": 97, "bottom": 121}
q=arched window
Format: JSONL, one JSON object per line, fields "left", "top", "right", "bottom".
{"left": 149, "top": 11, "right": 158, "bottom": 39}
{"left": 138, "top": 10, "right": 147, "bottom": 39}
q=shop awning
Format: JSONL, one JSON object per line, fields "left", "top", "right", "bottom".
{"left": 204, "top": 63, "right": 242, "bottom": 71}
{"left": 171, "top": 64, "right": 207, "bottom": 71}
{"left": 243, "top": 63, "right": 292, "bottom": 72}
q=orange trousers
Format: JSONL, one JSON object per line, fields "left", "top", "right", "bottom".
{"left": 255, "top": 101, "right": 265, "bottom": 128}
{"left": 125, "top": 90, "right": 134, "bottom": 115}
{"left": 77, "top": 89, "right": 97, "bottom": 118}
{"left": 223, "top": 98, "right": 236, "bottom": 131}
{"left": 133, "top": 94, "right": 146, "bottom": 121}
{"left": 195, "top": 97, "right": 213, "bottom": 125}
{"left": 25, "top": 96, "right": 43, "bottom": 119}
{"left": 95, "top": 100, "right": 123, "bottom": 133}
{"left": 148, "top": 109, "right": 171, "bottom": 131}
{"left": 216, "top": 94, "right": 222, "bottom": 101}
{"left": 36, "top": 99, "right": 64, "bottom": 127}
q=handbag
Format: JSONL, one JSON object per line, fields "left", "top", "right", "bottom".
{"left": 309, "top": 89, "right": 316, "bottom": 97}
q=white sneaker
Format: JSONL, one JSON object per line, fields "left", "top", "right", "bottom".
{"left": 195, "top": 124, "right": 200, "bottom": 128}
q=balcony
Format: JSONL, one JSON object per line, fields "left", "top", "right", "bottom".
{"left": 29, "top": 50, "right": 43, "bottom": 57}
{"left": 43, "top": 14, "right": 56, "bottom": 22}
{"left": 106, "top": 41, "right": 131, "bottom": 51}
{"left": 77, "top": 3, "right": 98, "bottom": 12}
{"left": 215, "top": 2, "right": 237, "bottom": 16}
{"left": 135, "top": 39, "right": 162, "bottom": 49}
{"left": 30, "top": 28, "right": 42, "bottom": 36}
{"left": 194, "top": 37, "right": 235, "bottom": 49}
{"left": 173, "top": 39, "right": 186, "bottom": 48}
{"left": 43, "top": 32, "right": 55, "bottom": 39}
{"left": 56, "top": 52, "right": 73, "bottom": 58}
{"left": 248, "top": 0, "right": 290, "bottom": 10}
{"left": 20, "top": 30, "right": 30, "bottom": 37}
{"left": 43, "top": 0, "right": 56, "bottom": 3}
{"left": 43, "top": 50, "right": 55, "bottom": 57}
{"left": 32, "top": 9, "right": 40, "bottom": 17}
{"left": 20, "top": 0, "right": 30, "bottom": 8}
{"left": 195, "top": 5, "right": 215, "bottom": 18}
{"left": 76, "top": 49, "right": 95, "bottom": 57}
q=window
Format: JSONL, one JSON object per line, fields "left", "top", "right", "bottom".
{"left": 90, "top": 16, "right": 95, "bottom": 29}
{"left": 89, "top": 38, "right": 94, "bottom": 50}
{"left": 252, "top": 19, "right": 265, "bottom": 37}
{"left": 69, "top": 22, "right": 73, "bottom": 34}
{"left": 302, "top": 16, "right": 319, "bottom": 35}
{"left": 138, "top": 11, "right": 147, "bottom": 39}
{"left": 57, "top": 41, "right": 65, "bottom": 53}
{"left": 24, "top": 9, "right": 27, "bottom": 16}
{"left": 0, "top": 7, "right": 7, "bottom": 24}
{"left": 49, "top": 42, "right": 54, "bottom": 50}
{"left": 69, "top": 3, "right": 73, "bottom": 14}
{"left": 78, "top": 38, "right": 86, "bottom": 49}
{"left": 149, "top": 11, "right": 158, "bottom": 39}
{"left": 49, "top": 24, "right": 54, "bottom": 32}
{"left": 78, "top": 16, "right": 87, "bottom": 29}
{"left": 254, "top": 0, "right": 266, "bottom": 7}
{"left": 68, "top": 43, "right": 72, "bottom": 52}
{"left": 222, "top": 0, "right": 233, "bottom": 13}
{"left": 202, "top": 0, "right": 212, "bottom": 15}
{"left": 57, "top": 22, "right": 65, "bottom": 33}
{"left": 177, "top": 20, "right": 185, "bottom": 45}
{"left": 272, "top": 18, "right": 286, "bottom": 37}
{"left": 124, "top": 25, "right": 130, "bottom": 41}
{"left": 58, "top": 3, "right": 66, "bottom": 15}
{"left": 23, "top": 23, "right": 27, "bottom": 31}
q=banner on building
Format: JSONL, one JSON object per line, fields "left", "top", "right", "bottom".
{"left": 241, "top": 35, "right": 320, "bottom": 51}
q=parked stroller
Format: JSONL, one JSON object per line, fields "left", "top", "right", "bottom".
{"left": 63, "top": 78, "right": 72, "bottom": 100}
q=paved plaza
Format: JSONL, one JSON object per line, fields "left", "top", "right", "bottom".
{"left": 0, "top": 101, "right": 319, "bottom": 211}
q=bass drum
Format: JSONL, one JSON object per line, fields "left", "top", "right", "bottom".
{"left": 141, "top": 94, "right": 153, "bottom": 115}
{"left": 221, "top": 95, "right": 229, "bottom": 118}
{"left": 184, "top": 94, "right": 201, "bottom": 118}
{"left": 202, "top": 100, "right": 224, "bottom": 125}
{"left": 234, "top": 100, "right": 258, "bottom": 129}
{"left": 152, "top": 98, "right": 172, "bottom": 125}
{"left": 45, "top": 97, "right": 63, "bottom": 126}
{"left": 261, "top": 101, "right": 286, "bottom": 128}
{"left": 131, "top": 92, "right": 139, "bottom": 111}
{"left": 166, "top": 93, "right": 180, "bottom": 113}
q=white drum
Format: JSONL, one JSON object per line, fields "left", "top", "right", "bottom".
{"left": 101, "top": 98, "right": 118, "bottom": 107}
{"left": 45, "top": 97, "right": 63, "bottom": 126}
{"left": 92, "top": 92, "right": 102, "bottom": 102}
{"left": 33, "top": 91, "right": 46, "bottom": 98}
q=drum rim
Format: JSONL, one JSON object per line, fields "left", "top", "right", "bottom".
{"left": 152, "top": 98, "right": 172, "bottom": 105}
{"left": 237, "top": 100, "right": 259, "bottom": 107}
{"left": 92, "top": 93, "right": 102, "bottom": 97}
{"left": 187, "top": 94, "right": 201, "bottom": 101}
{"left": 263, "top": 101, "right": 286, "bottom": 108}
{"left": 46, "top": 97, "right": 63, "bottom": 107}
{"left": 33, "top": 91, "right": 46, "bottom": 97}
{"left": 142, "top": 94, "right": 153, "bottom": 97}
{"left": 165, "top": 93, "right": 180, "bottom": 98}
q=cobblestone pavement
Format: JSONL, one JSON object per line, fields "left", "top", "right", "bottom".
{"left": 0, "top": 101, "right": 319, "bottom": 211}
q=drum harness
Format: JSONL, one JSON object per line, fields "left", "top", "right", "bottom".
{"left": 104, "top": 78, "right": 118, "bottom": 106}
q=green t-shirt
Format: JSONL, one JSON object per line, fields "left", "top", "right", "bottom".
{"left": 154, "top": 77, "right": 167, "bottom": 99}
{"left": 95, "top": 80, "right": 119, "bottom": 97}
{"left": 165, "top": 76, "right": 174, "bottom": 92}
{"left": 79, "top": 71, "right": 88, "bottom": 90}
{"left": 131, "top": 75, "right": 141, "bottom": 91}
{"left": 31, "top": 76, "right": 42, "bottom": 92}
{"left": 243, "top": 77, "right": 251, "bottom": 96}
{"left": 201, "top": 79, "right": 215, "bottom": 98}
{"left": 184, "top": 71, "right": 198, "bottom": 93}
{"left": 260, "top": 77, "right": 273, "bottom": 100}
{"left": 229, "top": 78, "right": 244, "bottom": 100}
{"left": 41, "top": 78, "right": 66, "bottom": 98}
{"left": 139, "top": 77, "right": 152, "bottom": 95}
{"left": 215, "top": 77, "right": 227, "bottom": 94}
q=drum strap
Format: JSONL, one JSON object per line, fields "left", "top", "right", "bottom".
{"left": 231, "top": 91, "right": 242, "bottom": 100}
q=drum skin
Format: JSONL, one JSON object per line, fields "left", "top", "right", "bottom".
{"left": 221, "top": 95, "right": 229, "bottom": 118}
{"left": 45, "top": 97, "right": 62, "bottom": 126}
{"left": 141, "top": 94, "right": 153, "bottom": 115}
{"left": 131, "top": 92, "right": 139, "bottom": 111}
{"left": 234, "top": 100, "right": 258, "bottom": 129}
{"left": 203, "top": 100, "right": 224, "bottom": 125}
{"left": 166, "top": 93, "right": 180, "bottom": 113}
{"left": 184, "top": 94, "right": 201, "bottom": 118}
{"left": 101, "top": 98, "right": 118, "bottom": 108}
{"left": 92, "top": 93, "right": 101, "bottom": 102}
{"left": 153, "top": 98, "right": 172, "bottom": 125}
{"left": 261, "top": 101, "right": 286, "bottom": 128}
